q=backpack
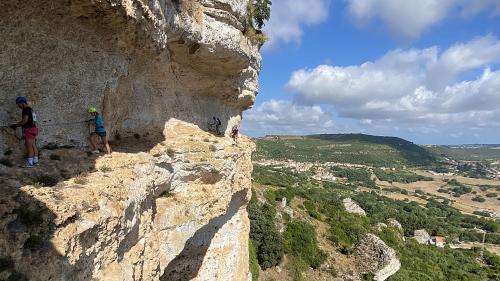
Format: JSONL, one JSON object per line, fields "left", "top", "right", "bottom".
{"left": 216, "top": 118, "right": 222, "bottom": 126}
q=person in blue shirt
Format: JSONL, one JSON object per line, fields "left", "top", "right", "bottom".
{"left": 87, "top": 106, "right": 111, "bottom": 157}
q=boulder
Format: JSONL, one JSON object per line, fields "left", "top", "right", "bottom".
{"left": 343, "top": 198, "right": 366, "bottom": 216}
{"left": 414, "top": 229, "right": 430, "bottom": 244}
{"left": 355, "top": 234, "right": 401, "bottom": 281}
{"left": 386, "top": 218, "right": 403, "bottom": 231}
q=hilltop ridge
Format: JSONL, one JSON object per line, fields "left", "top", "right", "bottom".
{"left": 254, "top": 133, "right": 438, "bottom": 167}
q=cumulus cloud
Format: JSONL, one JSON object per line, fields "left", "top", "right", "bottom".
{"left": 263, "top": 0, "right": 330, "bottom": 49}
{"left": 346, "top": 0, "right": 500, "bottom": 40}
{"left": 241, "top": 99, "right": 334, "bottom": 136}
{"left": 287, "top": 35, "right": 500, "bottom": 127}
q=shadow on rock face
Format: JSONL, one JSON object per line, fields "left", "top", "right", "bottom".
{"left": 160, "top": 189, "right": 248, "bottom": 281}
{"left": 0, "top": 186, "right": 96, "bottom": 281}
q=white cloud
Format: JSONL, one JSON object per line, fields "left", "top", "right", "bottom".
{"left": 346, "top": 0, "right": 500, "bottom": 40}
{"left": 241, "top": 99, "right": 334, "bottom": 135}
{"left": 287, "top": 35, "right": 500, "bottom": 127}
{"left": 263, "top": 0, "right": 330, "bottom": 49}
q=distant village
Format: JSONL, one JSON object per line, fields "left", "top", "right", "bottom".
{"left": 432, "top": 158, "right": 500, "bottom": 180}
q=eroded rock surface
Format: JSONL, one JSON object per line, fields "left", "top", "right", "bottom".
{"left": 0, "top": 0, "right": 261, "bottom": 280}
{"left": 0, "top": 123, "right": 255, "bottom": 281}
{"left": 0, "top": 0, "right": 260, "bottom": 152}
{"left": 355, "top": 234, "right": 401, "bottom": 281}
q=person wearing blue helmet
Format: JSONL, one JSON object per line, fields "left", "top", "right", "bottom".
{"left": 10, "top": 96, "right": 39, "bottom": 168}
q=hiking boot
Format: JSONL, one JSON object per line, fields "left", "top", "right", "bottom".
{"left": 104, "top": 154, "right": 112, "bottom": 158}
{"left": 92, "top": 150, "right": 100, "bottom": 154}
{"left": 21, "top": 162, "right": 35, "bottom": 168}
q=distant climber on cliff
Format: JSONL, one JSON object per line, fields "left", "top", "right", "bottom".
{"left": 10, "top": 96, "right": 39, "bottom": 168}
{"left": 87, "top": 106, "right": 112, "bottom": 157}
{"left": 208, "top": 116, "right": 223, "bottom": 135}
{"left": 230, "top": 124, "right": 239, "bottom": 144}
{"left": 216, "top": 117, "right": 222, "bottom": 135}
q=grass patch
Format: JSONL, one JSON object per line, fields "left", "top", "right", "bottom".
{"left": 74, "top": 173, "right": 88, "bottom": 185}
{"left": 99, "top": 165, "right": 111, "bottom": 173}
{"left": 209, "top": 144, "right": 217, "bottom": 152}
{"left": 166, "top": 148, "right": 175, "bottom": 157}
{"left": 32, "top": 174, "right": 58, "bottom": 187}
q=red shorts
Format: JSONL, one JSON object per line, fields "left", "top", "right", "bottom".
{"left": 23, "top": 127, "right": 39, "bottom": 140}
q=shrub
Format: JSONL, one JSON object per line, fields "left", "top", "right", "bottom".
{"left": 0, "top": 158, "right": 13, "bottom": 167}
{"left": 472, "top": 196, "right": 486, "bottom": 203}
{"left": 304, "top": 200, "right": 321, "bottom": 220}
{"left": 249, "top": 240, "right": 260, "bottom": 281}
{"left": 248, "top": 189, "right": 284, "bottom": 269}
{"left": 32, "top": 174, "right": 58, "bottom": 187}
{"left": 283, "top": 220, "right": 327, "bottom": 269}
{"left": 14, "top": 207, "right": 43, "bottom": 226}
{"left": 275, "top": 188, "right": 297, "bottom": 203}
{"left": 166, "top": 148, "right": 175, "bottom": 157}
{"left": 209, "top": 145, "right": 217, "bottom": 152}
{"left": 263, "top": 189, "right": 276, "bottom": 203}
{"left": 99, "top": 165, "right": 111, "bottom": 173}
{"left": 473, "top": 211, "right": 491, "bottom": 217}
{"left": 49, "top": 154, "right": 61, "bottom": 161}
{"left": 74, "top": 173, "right": 88, "bottom": 185}
{"left": 160, "top": 190, "right": 172, "bottom": 198}
{"left": 287, "top": 256, "right": 308, "bottom": 281}
{"left": 252, "top": 0, "right": 272, "bottom": 30}
{"left": 23, "top": 235, "right": 44, "bottom": 250}
{"left": 486, "top": 193, "right": 497, "bottom": 198}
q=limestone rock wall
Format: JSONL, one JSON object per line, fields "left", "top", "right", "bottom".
{"left": 0, "top": 1, "right": 261, "bottom": 280}
{"left": 0, "top": 0, "right": 260, "bottom": 152}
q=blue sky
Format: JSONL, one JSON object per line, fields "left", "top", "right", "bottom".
{"left": 241, "top": 0, "right": 500, "bottom": 144}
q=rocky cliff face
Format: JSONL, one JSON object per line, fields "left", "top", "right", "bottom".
{"left": 0, "top": 0, "right": 260, "bottom": 150}
{"left": 0, "top": 1, "right": 260, "bottom": 280}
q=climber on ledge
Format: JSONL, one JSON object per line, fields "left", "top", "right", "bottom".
{"left": 230, "top": 124, "right": 239, "bottom": 144}
{"left": 10, "top": 96, "right": 39, "bottom": 168}
{"left": 87, "top": 106, "right": 112, "bottom": 157}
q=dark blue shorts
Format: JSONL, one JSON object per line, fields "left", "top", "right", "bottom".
{"left": 95, "top": 131, "right": 107, "bottom": 137}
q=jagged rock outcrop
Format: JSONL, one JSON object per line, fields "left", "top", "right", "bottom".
{"left": 0, "top": 1, "right": 261, "bottom": 280}
{"left": 414, "top": 229, "right": 430, "bottom": 245}
{"left": 343, "top": 198, "right": 366, "bottom": 216}
{"left": 355, "top": 234, "right": 401, "bottom": 281}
